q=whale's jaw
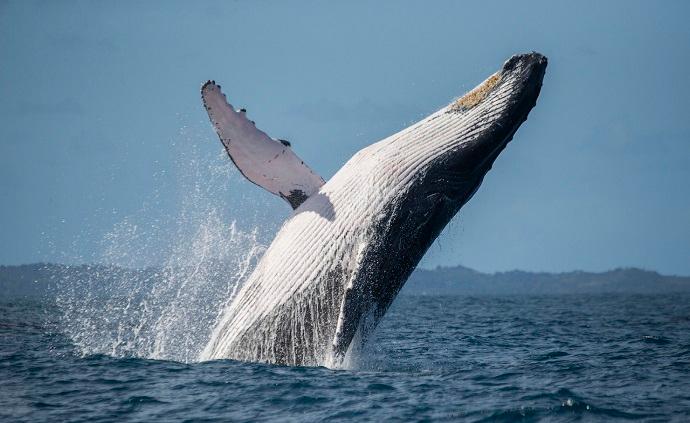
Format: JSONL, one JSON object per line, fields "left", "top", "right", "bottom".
{"left": 200, "top": 53, "right": 547, "bottom": 367}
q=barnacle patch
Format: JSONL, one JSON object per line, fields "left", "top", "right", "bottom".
{"left": 450, "top": 72, "right": 501, "bottom": 111}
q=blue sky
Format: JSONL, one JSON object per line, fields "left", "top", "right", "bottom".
{"left": 1, "top": 1, "right": 689, "bottom": 274}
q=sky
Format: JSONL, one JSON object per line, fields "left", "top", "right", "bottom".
{"left": 1, "top": 0, "right": 689, "bottom": 275}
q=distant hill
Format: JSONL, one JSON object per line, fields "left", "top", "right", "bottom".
{"left": 2, "top": 263, "right": 690, "bottom": 298}
{"left": 405, "top": 265, "right": 690, "bottom": 295}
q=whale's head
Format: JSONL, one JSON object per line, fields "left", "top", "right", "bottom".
{"left": 385, "top": 52, "right": 546, "bottom": 210}
{"left": 438, "top": 52, "right": 548, "bottom": 187}
{"left": 355, "top": 53, "right": 547, "bottom": 230}
{"left": 348, "top": 53, "right": 547, "bottom": 210}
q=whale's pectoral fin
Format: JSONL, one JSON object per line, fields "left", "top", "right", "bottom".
{"left": 201, "top": 81, "right": 325, "bottom": 209}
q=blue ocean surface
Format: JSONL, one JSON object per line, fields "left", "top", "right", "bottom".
{"left": 2, "top": 294, "right": 690, "bottom": 422}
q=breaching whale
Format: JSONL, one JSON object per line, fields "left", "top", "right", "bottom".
{"left": 199, "top": 53, "right": 547, "bottom": 367}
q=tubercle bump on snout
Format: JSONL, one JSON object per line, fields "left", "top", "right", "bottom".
{"left": 449, "top": 72, "right": 502, "bottom": 112}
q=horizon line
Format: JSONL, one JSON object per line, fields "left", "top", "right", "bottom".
{"left": 1, "top": 261, "right": 688, "bottom": 279}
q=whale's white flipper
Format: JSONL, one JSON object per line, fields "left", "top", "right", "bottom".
{"left": 201, "top": 81, "right": 325, "bottom": 209}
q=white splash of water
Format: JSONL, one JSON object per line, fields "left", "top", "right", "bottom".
{"left": 55, "top": 127, "right": 277, "bottom": 363}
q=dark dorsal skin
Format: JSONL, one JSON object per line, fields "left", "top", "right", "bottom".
{"left": 200, "top": 53, "right": 548, "bottom": 367}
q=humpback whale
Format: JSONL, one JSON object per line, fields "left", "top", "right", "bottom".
{"left": 199, "top": 52, "right": 547, "bottom": 367}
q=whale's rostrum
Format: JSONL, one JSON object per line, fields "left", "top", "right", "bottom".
{"left": 199, "top": 53, "right": 547, "bottom": 367}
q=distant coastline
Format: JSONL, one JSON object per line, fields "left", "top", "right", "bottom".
{"left": 2, "top": 263, "right": 690, "bottom": 298}
{"left": 406, "top": 265, "right": 690, "bottom": 295}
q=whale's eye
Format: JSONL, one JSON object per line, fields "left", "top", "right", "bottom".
{"left": 450, "top": 72, "right": 502, "bottom": 111}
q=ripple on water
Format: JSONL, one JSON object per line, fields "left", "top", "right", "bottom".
{"left": 2, "top": 294, "right": 690, "bottom": 421}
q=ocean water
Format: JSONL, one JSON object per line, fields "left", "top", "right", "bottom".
{"left": 2, "top": 293, "right": 690, "bottom": 422}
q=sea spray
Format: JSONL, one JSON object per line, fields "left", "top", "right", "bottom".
{"left": 54, "top": 127, "right": 279, "bottom": 363}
